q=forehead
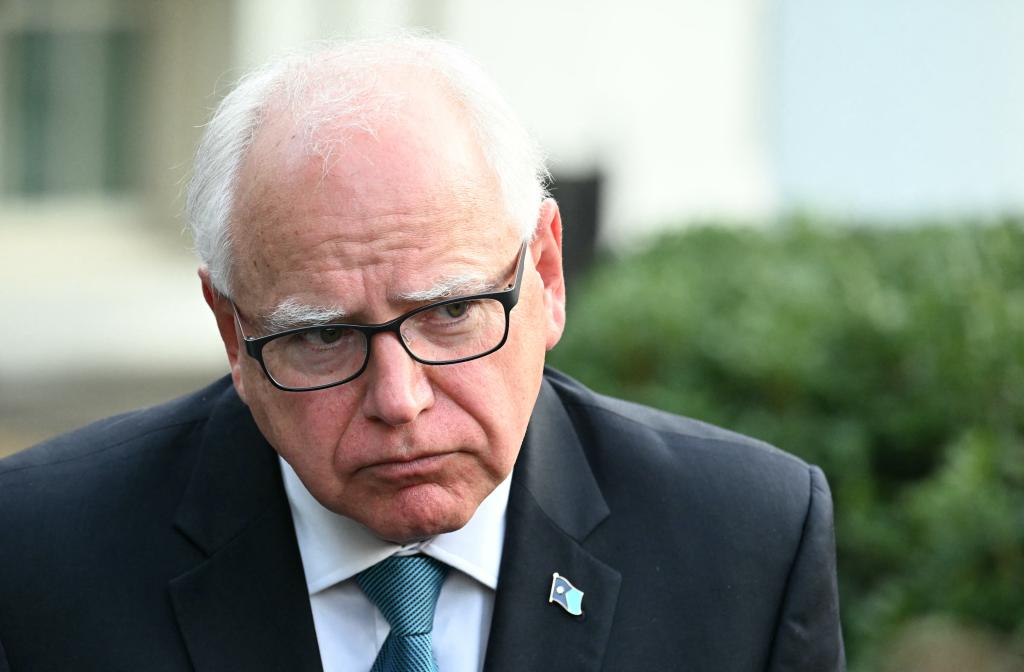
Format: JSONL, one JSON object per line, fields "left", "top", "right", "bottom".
{"left": 239, "top": 73, "right": 494, "bottom": 219}
{"left": 230, "top": 79, "right": 517, "bottom": 309}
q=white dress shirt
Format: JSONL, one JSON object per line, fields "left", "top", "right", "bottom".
{"left": 280, "top": 458, "right": 510, "bottom": 672}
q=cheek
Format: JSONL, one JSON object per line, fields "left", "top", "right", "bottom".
{"left": 437, "top": 314, "right": 545, "bottom": 457}
{"left": 502, "top": 290, "right": 550, "bottom": 400}
{"left": 244, "top": 375, "right": 360, "bottom": 467}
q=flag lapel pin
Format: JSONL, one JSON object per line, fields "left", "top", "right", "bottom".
{"left": 548, "top": 572, "right": 584, "bottom": 616}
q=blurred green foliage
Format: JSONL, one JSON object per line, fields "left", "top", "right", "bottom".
{"left": 548, "top": 218, "right": 1024, "bottom": 669}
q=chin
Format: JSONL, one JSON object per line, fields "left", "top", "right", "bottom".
{"left": 366, "top": 484, "right": 475, "bottom": 544}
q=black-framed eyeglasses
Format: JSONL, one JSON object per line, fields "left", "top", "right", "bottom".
{"left": 231, "top": 241, "right": 529, "bottom": 392}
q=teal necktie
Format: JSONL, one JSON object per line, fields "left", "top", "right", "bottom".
{"left": 356, "top": 554, "right": 449, "bottom": 672}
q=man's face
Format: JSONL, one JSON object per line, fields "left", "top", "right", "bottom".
{"left": 204, "top": 85, "right": 565, "bottom": 543}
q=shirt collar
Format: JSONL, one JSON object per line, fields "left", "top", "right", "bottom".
{"left": 280, "top": 456, "right": 510, "bottom": 595}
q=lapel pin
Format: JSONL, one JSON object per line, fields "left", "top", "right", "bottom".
{"left": 548, "top": 572, "right": 584, "bottom": 616}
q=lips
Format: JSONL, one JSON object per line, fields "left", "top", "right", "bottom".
{"left": 360, "top": 451, "right": 457, "bottom": 482}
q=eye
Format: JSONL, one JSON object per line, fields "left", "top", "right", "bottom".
{"left": 317, "top": 327, "right": 343, "bottom": 344}
{"left": 295, "top": 326, "right": 352, "bottom": 348}
{"left": 443, "top": 302, "right": 469, "bottom": 319}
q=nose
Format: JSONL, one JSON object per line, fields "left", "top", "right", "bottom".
{"left": 360, "top": 331, "right": 435, "bottom": 426}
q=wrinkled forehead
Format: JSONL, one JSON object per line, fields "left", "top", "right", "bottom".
{"left": 234, "top": 68, "right": 505, "bottom": 230}
{"left": 226, "top": 80, "right": 517, "bottom": 306}
{"left": 238, "top": 66, "right": 485, "bottom": 193}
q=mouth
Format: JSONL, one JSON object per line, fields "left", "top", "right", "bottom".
{"left": 361, "top": 451, "right": 457, "bottom": 481}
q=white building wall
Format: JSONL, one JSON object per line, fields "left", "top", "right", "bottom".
{"left": 439, "top": 0, "right": 775, "bottom": 243}
{"left": 230, "top": 0, "right": 776, "bottom": 244}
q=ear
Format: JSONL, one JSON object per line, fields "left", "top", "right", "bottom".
{"left": 530, "top": 198, "right": 567, "bottom": 350}
{"left": 200, "top": 268, "right": 248, "bottom": 403}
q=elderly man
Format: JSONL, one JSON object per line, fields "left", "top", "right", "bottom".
{"left": 0, "top": 37, "right": 843, "bottom": 671}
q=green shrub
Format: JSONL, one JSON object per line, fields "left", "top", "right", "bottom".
{"left": 548, "top": 219, "right": 1024, "bottom": 669}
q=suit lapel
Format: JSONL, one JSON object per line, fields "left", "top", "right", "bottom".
{"left": 484, "top": 378, "right": 622, "bottom": 672}
{"left": 168, "top": 385, "right": 322, "bottom": 671}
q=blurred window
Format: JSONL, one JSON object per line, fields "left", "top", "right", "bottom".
{"left": 1, "top": 1, "right": 143, "bottom": 196}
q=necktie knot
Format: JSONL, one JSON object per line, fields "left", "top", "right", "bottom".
{"left": 356, "top": 554, "right": 448, "bottom": 671}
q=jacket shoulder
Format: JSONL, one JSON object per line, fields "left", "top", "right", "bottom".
{"left": 540, "top": 366, "right": 823, "bottom": 554}
{"left": 543, "top": 367, "right": 808, "bottom": 473}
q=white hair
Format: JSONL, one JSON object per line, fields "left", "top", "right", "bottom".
{"left": 263, "top": 298, "right": 347, "bottom": 334}
{"left": 185, "top": 35, "right": 550, "bottom": 297}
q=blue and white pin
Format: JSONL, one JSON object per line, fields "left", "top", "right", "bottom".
{"left": 548, "top": 572, "right": 584, "bottom": 616}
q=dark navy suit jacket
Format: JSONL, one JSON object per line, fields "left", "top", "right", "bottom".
{"left": 0, "top": 368, "right": 844, "bottom": 671}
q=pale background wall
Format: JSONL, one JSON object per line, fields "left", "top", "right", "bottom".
{"left": 2, "top": 0, "right": 1022, "bottom": 452}
{"left": 772, "top": 0, "right": 1024, "bottom": 218}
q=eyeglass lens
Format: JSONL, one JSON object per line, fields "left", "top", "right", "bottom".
{"left": 260, "top": 297, "right": 508, "bottom": 389}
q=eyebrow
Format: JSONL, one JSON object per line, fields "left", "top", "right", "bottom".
{"left": 393, "top": 273, "right": 499, "bottom": 303}
{"left": 263, "top": 298, "right": 348, "bottom": 333}
{"left": 259, "top": 263, "right": 511, "bottom": 333}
